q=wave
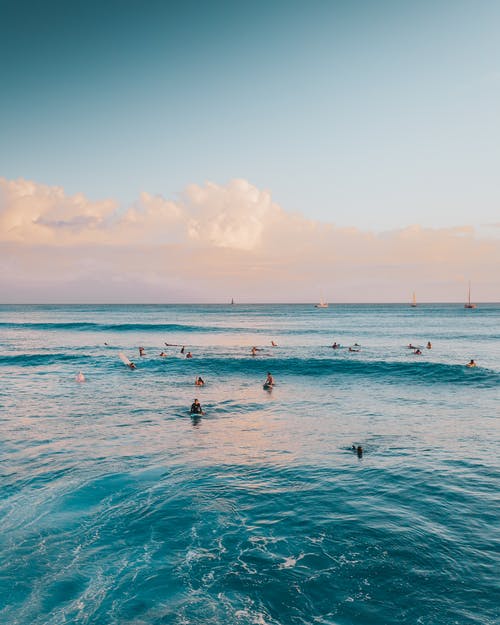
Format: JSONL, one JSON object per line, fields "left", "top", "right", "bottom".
{"left": 0, "top": 353, "right": 92, "bottom": 367}
{"left": 123, "top": 356, "right": 500, "bottom": 388}
{"left": 1, "top": 347, "right": 497, "bottom": 387}
{"left": 2, "top": 321, "right": 499, "bottom": 342}
{"left": 0, "top": 321, "right": 242, "bottom": 333}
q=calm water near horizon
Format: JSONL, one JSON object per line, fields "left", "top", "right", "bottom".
{"left": 1, "top": 304, "right": 498, "bottom": 625}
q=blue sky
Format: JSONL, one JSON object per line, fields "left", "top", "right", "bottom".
{"left": 1, "top": 0, "right": 499, "bottom": 231}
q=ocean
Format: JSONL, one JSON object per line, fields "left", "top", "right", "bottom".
{"left": 1, "top": 303, "right": 498, "bottom": 625}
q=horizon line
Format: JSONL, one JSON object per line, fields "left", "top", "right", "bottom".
{"left": 1, "top": 301, "right": 498, "bottom": 306}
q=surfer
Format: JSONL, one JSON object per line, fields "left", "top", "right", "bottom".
{"left": 75, "top": 371, "right": 85, "bottom": 383}
{"left": 466, "top": 359, "right": 477, "bottom": 368}
{"left": 414, "top": 349, "right": 422, "bottom": 355}
{"left": 180, "top": 346, "right": 185, "bottom": 354}
{"left": 271, "top": 340, "right": 278, "bottom": 347}
{"left": 119, "top": 352, "right": 136, "bottom": 370}
{"left": 332, "top": 342, "right": 339, "bottom": 349}
{"left": 190, "top": 399, "right": 204, "bottom": 415}
{"left": 426, "top": 341, "right": 432, "bottom": 349}
{"left": 139, "top": 347, "right": 145, "bottom": 357}
{"left": 352, "top": 445, "right": 363, "bottom": 458}
{"left": 186, "top": 351, "right": 193, "bottom": 359}
{"left": 264, "top": 372, "right": 274, "bottom": 387}
{"left": 195, "top": 376, "right": 205, "bottom": 386}
{"left": 251, "top": 346, "right": 257, "bottom": 356}
{"left": 159, "top": 351, "right": 167, "bottom": 357}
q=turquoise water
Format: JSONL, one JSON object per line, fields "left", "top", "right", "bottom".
{"left": 1, "top": 304, "right": 498, "bottom": 625}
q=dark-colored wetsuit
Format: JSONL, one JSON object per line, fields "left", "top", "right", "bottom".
{"left": 190, "top": 403, "right": 202, "bottom": 414}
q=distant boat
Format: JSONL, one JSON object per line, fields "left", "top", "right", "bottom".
{"left": 464, "top": 282, "right": 476, "bottom": 309}
{"left": 411, "top": 292, "right": 417, "bottom": 307}
{"left": 315, "top": 297, "right": 328, "bottom": 308}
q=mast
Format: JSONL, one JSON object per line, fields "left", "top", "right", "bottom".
{"left": 464, "top": 281, "right": 476, "bottom": 308}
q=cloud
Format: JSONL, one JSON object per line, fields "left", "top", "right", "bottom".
{"left": 0, "top": 177, "right": 117, "bottom": 244}
{"left": 0, "top": 176, "right": 499, "bottom": 302}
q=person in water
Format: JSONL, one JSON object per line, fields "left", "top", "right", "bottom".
{"left": 271, "top": 340, "right": 278, "bottom": 347}
{"left": 128, "top": 362, "right": 136, "bottom": 370}
{"left": 466, "top": 359, "right": 477, "bottom": 367}
{"left": 159, "top": 351, "right": 167, "bottom": 357}
{"left": 332, "top": 342, "right": 339, "bottom": 349}
{"left": 414, "top": 349, "right": 422, "bottom": 355}
{"left": 186, "top": 351, "right": 193, "bottom": 359}
{"left": 427, "top": 341, "right": 432, "bottom": 349}
{"left": 190, "top": 399, "right": 204, "bottom": 415}
{"left": 265, "top": 372, "right": 274, "bottom": 387}
{"left": 352, "top": 445, "right": 363, "bottom": 458}
{"left": 139, "top": 347, "right": 145, "bottom": 357}
{"left": 251, "top": 346, "right": 258, "bottom": 356}
{"left": 75, "top": 371, "right": 85, "bottom": 383}
{"left": 195, "top": 376, "right": 205, "bottom": 386}
{"left": 180, "top": 346, "right": 185, "bottom": 354}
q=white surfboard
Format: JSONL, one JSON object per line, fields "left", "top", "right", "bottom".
{"left": 118, "top": 352, "right": 132, "bottom": 366}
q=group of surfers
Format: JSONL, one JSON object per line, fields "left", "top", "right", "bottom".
{"left": 190, "top": 372, "right": 274, "bottom": 415}
{"left": 77, "top": 340, "right": 479, "bottom": 408}
{"left": 120, "top": 338, "right": 479, "bottom": 371}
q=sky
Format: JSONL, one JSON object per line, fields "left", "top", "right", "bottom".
{"left": 0, "top": 0, "right": 499, "bottom": 302}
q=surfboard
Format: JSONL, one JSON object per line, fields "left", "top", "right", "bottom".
{"left": 118, "top": 352, "right": 132, "bottom": 366}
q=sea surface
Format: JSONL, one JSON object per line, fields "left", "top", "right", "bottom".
{"left": 1, "top": 303, "right": 499, "bottom": 625}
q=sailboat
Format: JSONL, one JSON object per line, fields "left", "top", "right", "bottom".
{"left": 464, "top": 282, "right": 476, "bottom": 309}
{"left": 315, "top": 297, "right": 328, "bottom": 308}
{"left": 411, "top": 292, "right": 417, "bottom": 308}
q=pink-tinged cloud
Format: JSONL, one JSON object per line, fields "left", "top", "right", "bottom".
{"left": 0, "top": 176, "right": 498, "bottom": 302}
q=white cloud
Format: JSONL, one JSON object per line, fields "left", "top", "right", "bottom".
{"left": 0, "top": 176, "right": 499, "bottom": 302}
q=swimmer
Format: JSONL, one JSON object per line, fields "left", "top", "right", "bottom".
{"left": 159, "top": 351, "right": 167, "bottom": 357}
{"left": 426, "top": 341, "right": 432, "bottom": 349}
{"left": 186, "top": 351, "right": 193, "bottom": 359}
{"left": 251, "top": 346, "right": 258, "bottom": 356}
{"left": 195, "top": 376, "right": 205, "bottom": 386}
{"left": 139, "top": 347, "right": 145, "bottom": 357}
{"left": 190, "top": 399, "right": 204, "bottom": 415}
{"left": 408, "top": 343, "right": 415, "bottom": 349}
{"left": 332, "top": 342, "right": 339, "bottom": 349}
{"left": 466, "top": 359, "right": 477, "bottom": 368}
{"left": 414, "top": 349, "right": 422, "bottom": 355}
{"left": 180, "top": 346, "right": 185, "bottom": 354}
{"left": 128, "top": 362, "right": 136, "bottom": 370}
{"left": 75, "top": 371, "right": 85, "bottom": 383}
{"left": 271, "top": 340, "right": 278, "bottom": 347}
